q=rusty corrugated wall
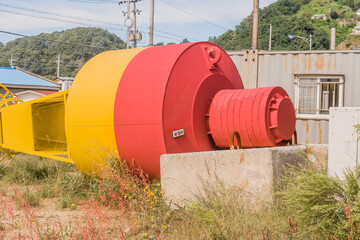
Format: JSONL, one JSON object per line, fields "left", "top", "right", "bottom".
{"left": 227, "top": 50, "right": 360, "bottom": 144}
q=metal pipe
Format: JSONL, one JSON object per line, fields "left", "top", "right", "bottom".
{"left": 149, "top": 0, "right": 154, "bottom": 46}
{"left": 133, "top": 0, "right": 137, "bottom": 48}
{"left": 269, "top": 24, "right": 272, "bottom": 51}
{"left": 330, "top": 28, "right": 336, "bottom": 50}
{"left": 126, "top": 0, "right": 130, "bottom": 49}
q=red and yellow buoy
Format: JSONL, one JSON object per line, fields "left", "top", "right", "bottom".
{"left": 65, "top": 42, "right": 295, "bottom": 179}
{"left": 0, "top": 42, "right": 296, "bottom": 179}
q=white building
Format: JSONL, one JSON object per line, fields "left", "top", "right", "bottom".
{"left": 54, "top": 77, "right": 74, "bottom": 91}
{"left": 15, "top": 90, "right": 57, "bottom": 101}
{"left": 311, "top": 14, "right": 327, "bottom": 20}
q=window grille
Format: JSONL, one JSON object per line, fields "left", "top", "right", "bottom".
{"left": 295, "top": 75, "right": 344, "bottom": 118}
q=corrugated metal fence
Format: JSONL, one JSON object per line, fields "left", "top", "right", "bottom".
{"left": 227, "top": 50, "right": 360, "bottom": 144}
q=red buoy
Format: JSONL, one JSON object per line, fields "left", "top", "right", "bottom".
{"left": 111, "top": 42, "right": 295, "bottom": 179}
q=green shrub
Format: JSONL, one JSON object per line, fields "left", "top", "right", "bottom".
{"left": 280, "top": 165, "right": 360, "bottom": 238}
{"left": 331, "top": 11, "right": 339, "bottom": 19}
{"left": 1, "top": 155, "right": 74, "bottom": 184}
{"left": 355, "top": 124, "right": 360, "bottom": 141}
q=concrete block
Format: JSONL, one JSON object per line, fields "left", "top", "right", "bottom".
{"left": 160, "top": 145, "right": 307, "bottom": 206}
{"left": 328, "top": 108, "right": 360, "bottom": 178}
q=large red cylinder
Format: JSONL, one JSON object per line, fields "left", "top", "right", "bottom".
{"left": 114, "top": 42, "right": 243, "bottom": 179}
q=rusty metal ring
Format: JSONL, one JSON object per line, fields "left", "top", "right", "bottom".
{"left": 230, "top": 131, "right": 241, "bottom": 150}
{"left": 289, "top": 130, "right": 298, "bottom": 145}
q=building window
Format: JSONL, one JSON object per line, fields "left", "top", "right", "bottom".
{"left": 295, "top": 75, "right": 344, "bottom": 117}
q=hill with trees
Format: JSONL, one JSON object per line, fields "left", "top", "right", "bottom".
{"left": 0, "top": 27, "right": 125, "bottom": 79}
{"left": 211, "top": 0, "right": 360, "bottom": 50}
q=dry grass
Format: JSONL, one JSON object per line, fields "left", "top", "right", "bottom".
{"left": 2, "top": 153, "right": 360, "bottom": 239}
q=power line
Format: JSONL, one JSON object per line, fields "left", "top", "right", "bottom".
{"left": 0, "top": 3, "right": 194, "bottom": 42}
{"left": 0, "top": 8, "right": 125, "bottom": 33}
{"left": 159, "top": 0, "right": 228, "bottom": 31}
{"left": 139, "top": 29, "right": 195, "bottom": 41}
{"left": 0, "top": 30, "right": 120, "bottom": 50}
{"left": 66, "top": 0, "right": 119, "bottom": 3}
{"left": 0, "top": 2, "right": 126, "bottom": 30}
{"left": 153, "top": 29, "right": 197, "bottom": 41}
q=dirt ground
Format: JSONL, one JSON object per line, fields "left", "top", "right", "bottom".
{"left": 0, "top": 182, "right": 128, "bottom": 240}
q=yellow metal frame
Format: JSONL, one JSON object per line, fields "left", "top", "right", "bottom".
{"left": 0, "top": 83, "right": 23, "bottom": 107}
{"left": 0, "top": 89, "right": 73, "bottom": 166}
{"left": 0, "top": 83, "right": 23, "bottom": 168}
{"left": 0, "top": 147, "right": 20, "bottom": 168}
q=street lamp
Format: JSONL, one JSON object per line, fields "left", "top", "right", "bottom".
{"left": 288, "top": 34, "right": 312, "bottom": 50}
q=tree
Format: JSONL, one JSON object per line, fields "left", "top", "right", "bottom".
{"left": 330, "top": 11, "right": 339, "bottom": 19}
{"left": 0, "top": 27, "right": 125, "bottom": 79}
{"left": 213, "top": 0, "right": 355, "bottom": 51}
{"left": 350, "top": 0, "right": 355, "bottom": 9}
{"left": 355, "top": 0, "right": 360, "bottom": 9}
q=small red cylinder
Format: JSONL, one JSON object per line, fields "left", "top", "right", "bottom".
{"left": 208, "top": 87, "right": 296, "bottom": 148}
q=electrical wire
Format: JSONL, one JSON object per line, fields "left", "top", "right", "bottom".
{"left": 66, "top": 0, "right": 119, "bottom": 4}
{"left": 159, "top": 0, "right": 228, "bottom": 31}
{"left": 0, "top": 3, "right": 194, "bottom": 42}
{"left": 0, "top": 8, "right": 125, "bottom": 33}
{"left": 0, "top": 2, "right": 126, "bottom": 30}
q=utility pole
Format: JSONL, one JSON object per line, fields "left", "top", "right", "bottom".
{"left": 132, "top": 1, "right": 141, "bottom": 48}
{"left": 9, "top": 54, "right": 16, "bottom": 67}
{"left": 56, "top": 54, "right": 63, "bottom": 78}
{"left": 149, "top": 0, "right": 154, "bottom": 46}
{"left": 126, "top": 0, "right": 131, "bottom": 49}
{"left": 252, "top": 0, "right": 259, "bottom": 50}
{"left": 120, "top": 0, "right": 142, "bottom": 48}
{"left": 120, "top": 0, "right": 132, "bottom": 49}
{"left": 269, "top": 24, "right": 272, "bottom": 51}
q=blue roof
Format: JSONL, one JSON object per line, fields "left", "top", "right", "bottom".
{"left": 0, "top": 67, "right": 58, "bottom": 87}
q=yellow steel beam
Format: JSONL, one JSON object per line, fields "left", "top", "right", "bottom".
{"left": 0, "top": 90, "right": 73, "bottom": 164}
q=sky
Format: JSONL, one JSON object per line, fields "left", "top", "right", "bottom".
{"left": 0, "top": 0, "right": 277, "bottom": 47}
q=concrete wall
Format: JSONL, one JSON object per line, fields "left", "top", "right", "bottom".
{"left": 328, "top": 108, "right": 360, "bottom": 178}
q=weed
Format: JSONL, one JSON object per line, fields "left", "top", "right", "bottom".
{"left": 7, "top": 153, "right": 360, "bottom": 239}
{"left": 1, "top": 154, "right": 74, "bottom": 185}
{"left": 355, "top": 124, "right": 360, "bottom": 141}
{"left": 22, "top": 187, "right": 40, "bottom": 207}
{"left": 279, "top": 164, "right": 360, "bottom": 238}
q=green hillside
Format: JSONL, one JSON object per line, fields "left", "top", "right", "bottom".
{"left": 0, "top": 27, "right": 125, "bottom": 79}
{"left": 212, "top": 0, "right": 360, "bottom": 50}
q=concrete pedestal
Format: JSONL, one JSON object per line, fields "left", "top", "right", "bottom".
{"left": 160, "top": 145, "right": 327, "bottom": 206}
